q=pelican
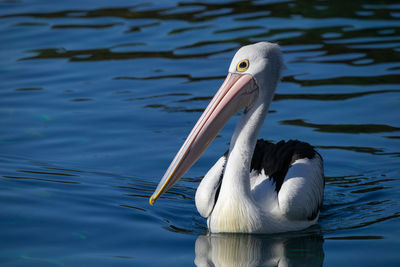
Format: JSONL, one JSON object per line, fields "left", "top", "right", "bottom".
{"left": 150, "top": 42, "right": 324, "bottom": 233}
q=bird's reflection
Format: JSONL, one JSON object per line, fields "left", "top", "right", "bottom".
{"left": 195, "top": 232, "right": 324, "bottom": 267}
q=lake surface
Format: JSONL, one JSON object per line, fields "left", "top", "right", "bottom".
{"left": 1, "top": 0, "right": 400, "bottom": 266}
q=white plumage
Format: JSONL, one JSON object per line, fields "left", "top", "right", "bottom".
{"left": 151, "top": 42, "right": 324, "bottom": 233}
{"left": 197, "top": 155, "right": 323, "bottom": 233}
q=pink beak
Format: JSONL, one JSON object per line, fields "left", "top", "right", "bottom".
{"left": 150, "top": 73, "right": 259, "bottom": 205}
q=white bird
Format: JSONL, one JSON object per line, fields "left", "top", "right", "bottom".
{"left": 150, "top": 42, "right": 324, "bottom": 233}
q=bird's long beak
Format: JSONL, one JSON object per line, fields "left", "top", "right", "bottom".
{"left": 150, "top": 73, "right": 259, "bottom": 205}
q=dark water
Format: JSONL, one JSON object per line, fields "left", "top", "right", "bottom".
{"left": 1, "top": 0, "right": 400, "bottom": 266}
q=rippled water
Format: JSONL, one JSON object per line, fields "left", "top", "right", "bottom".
{"left": 1, "top": 0, "right": 400, "bottom": 266}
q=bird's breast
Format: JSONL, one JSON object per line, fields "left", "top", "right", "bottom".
{"left": 208, "top": 194, "right": 261, "bottom": 233}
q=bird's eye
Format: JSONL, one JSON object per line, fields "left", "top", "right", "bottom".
{"left": 236, "top": 59, "right": 249, "bottom": 72}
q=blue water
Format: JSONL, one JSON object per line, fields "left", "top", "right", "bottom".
{"left": 1, "top": 0, "right": 400, "bottom": 266}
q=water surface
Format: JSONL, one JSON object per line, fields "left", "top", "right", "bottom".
{"left": 1, "top": 0, "right": 400, "bottom": 266}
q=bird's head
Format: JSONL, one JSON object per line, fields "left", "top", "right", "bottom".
{"left": 228, "top": 42, "right": 284, "bottom": 105}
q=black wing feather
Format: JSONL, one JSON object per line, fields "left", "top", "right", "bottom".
{"left": 250, "top": 139, "right": 321, "bottom": 192}
{"left": 217, "top": 139, "right": 323, "bottom": 221}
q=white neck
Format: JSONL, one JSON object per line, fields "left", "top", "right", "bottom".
{"left": 221, "top": 74, "right": 278, "bottom": 197}
{"left": 222, "top": 100, "right": 269, "bottom": 196}
{"left": 208, "top": 93, "right": 272, "bottom": 233}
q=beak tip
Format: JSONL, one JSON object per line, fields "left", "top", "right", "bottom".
{"left": 149, "top": 196, "right": 155, "bottom": 206}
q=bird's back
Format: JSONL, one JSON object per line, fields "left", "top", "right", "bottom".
{"left": 250, "top": 139, "right": 325, "bottom": 222}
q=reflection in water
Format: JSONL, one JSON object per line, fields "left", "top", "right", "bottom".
{"left": 51, "top": 23, "right": 122, "bottom": 29}
{"left": 281, "top": 119, "right": 400, "bottom": 134}
{"left": 15, "top": 87, "right": 43, "bottom": 91}
{"left": 8, "top": 1, "right": 400, "bottom": 69}
{"left": 195, "top": 233, "right": 324, "bottom": 267}
{"left": 283, "top": 74, "right": 400, "bottom": 86}
{"left": 144, "top": 104, "right": 204, "bottom": 113}
{"left": 2, "top": 166, "right": 81, "bottom": 184}
{"left": 273, "top": 89, "right": 400, "bottom": 102}
{"left": 319, "top": 145, "right": 400, "bottom": 157}
{"left": 115, "top": 74, "right": 224, "bottom": 83}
